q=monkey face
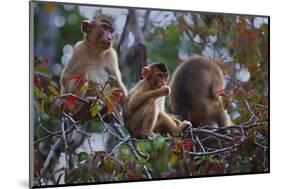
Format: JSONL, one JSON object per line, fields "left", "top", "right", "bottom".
{"left": 143, "top": 63, "right": 170, "bottom": 89}
{"left": 152, "top": 71, "right": 169, "bottom": 88}
{"left": 82, "top": 18, "right": 114, "bottom": 51}
{"left": 96, "top": 21, "right": 114, "bottom": 50}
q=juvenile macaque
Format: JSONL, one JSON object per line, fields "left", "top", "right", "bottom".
{"left": 60, "top": 17, "right": 127, "bottom": 98}
{"left": 123, "top": 63, "right": 191, "bottom": 139}
{"left": 169, "top": 56, "right": 232, "bottom": 127}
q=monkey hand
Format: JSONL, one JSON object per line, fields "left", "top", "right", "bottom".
{"left": 146, "top": 132, "right": 159, "bottom": 140}
{"left": 158, "top": 86, "right": 171, "bottom": 96}
{"left": 182, "top": 120, "right": 192, "bottom": 128}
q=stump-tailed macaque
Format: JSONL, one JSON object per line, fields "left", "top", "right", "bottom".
{"left": 60, "top": 17, "right": 127, "bottom": 98}
{"left": 169, "top": 56, "right": 232, "bottom": 127}
{"left": 123, "top": 63, "right": 191, "bottom": 139}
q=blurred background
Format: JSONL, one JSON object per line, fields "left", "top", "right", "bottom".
{"left": 33, "top": 2, "right": 268, "bottom": 123}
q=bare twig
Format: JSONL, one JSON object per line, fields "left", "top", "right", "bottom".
{"left": 196, "top": 128, "right": 233, "bottom": 141}
{"left": 34, "top": 131, "right": 62, "bottom": 144}
{"left": 188, "top": 124, "right": 197, "bottom": 152}
{"left": 245, "top": 100, "right": 256, "bottom": 119}
{"left": 59, "top": 93, "right": 89, "bottom": 104}
{"left": 40, "top": 124, "right": 56, "bottom": 134}
{"left": 60, "top": 115, "right": 69, "bottom": 170}
{"left": 189, "top": 144, "right": 238, "bottom": 156}
{"left": 41, "top": 138, "right": 62, "bottom": 175}
{"left": 196, "top": 135, "right": 206, "bottom": 153}
{"left": 106, "top": 140, "right": 128, "bottom": 157}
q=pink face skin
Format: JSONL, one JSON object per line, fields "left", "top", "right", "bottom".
{"left": 97, "top": 22, "right": 113, "bottom": 49}
{"left": 82, "top": 19, "right": 114, "bottom": 51}
{"left": 152, "top": 71, "right": 169, "bottom": 88}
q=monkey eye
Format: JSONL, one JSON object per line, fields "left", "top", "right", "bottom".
{"left": 102, "top": 24, "right": 114, "bottom": 33}
{"left": 157, "top": 73, "right": 163, "bottom": 77}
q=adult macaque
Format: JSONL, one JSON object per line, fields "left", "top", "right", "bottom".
{"left": 60, "top": 17, "right": 127, "bottom": 98}
{"left": 123, "top": 63, "right": 191, "bottom": 139}
{"left": 169, "top": 56, "right": 232, "bottom": 127}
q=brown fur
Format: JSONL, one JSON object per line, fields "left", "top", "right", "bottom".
{"left": 60, "top": 18, "right": 127, "bottom": 97}
{"left": 169, "top": 56, "right": 231, "bottom": 127}
{"left": 123, "top": 63, "right": 191, "bottom": 139}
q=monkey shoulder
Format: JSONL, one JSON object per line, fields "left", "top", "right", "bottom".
{"left": 104, "top": 48, "right": 118, "bottom": 66}
{"left": 72, "top": 40, "right": 88, "bottom": 55}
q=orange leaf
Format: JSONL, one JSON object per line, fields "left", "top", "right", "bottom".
{"left": 48, "top": 86, "right": 59, "bottom": 96}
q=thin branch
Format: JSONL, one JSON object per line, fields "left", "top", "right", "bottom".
{"left": 40, "top": 124, "right": 56, "bottom": 135}
{"left": 188, "top": 125, "right": 197, "bottom": 152}
{"left": 196, "top": 128, "right": 233, "bottom": 141}
{"left": 189, "top": 144, "right": 238, "bottom": 156}
{"left": 196, "top": 135, "right": 206, "bottom": 153}
{"left": 245, "top": 99, "right": 256, "bottom": 118}
{"left": 254, "top": 141, "right": 268, "bottom": 149}
{"left": 34, "top": 131, "right": 61, "bottom": 144}
{"left": 60, "top": 116, "right": 69, "bottom": 171}
{"left": 59, "top": 93, "right": 89, "bottom": 104}
{"left": 41, "top": 138, "right": 62, "bottom": 175}
{"left": 106, "top": 140, "right": 128, "bottom": 157}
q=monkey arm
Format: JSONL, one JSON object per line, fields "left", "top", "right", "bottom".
{"left": 106, "top": 60, "right": 128, "bottom": 97}
{"left": 156, "top": 112, "right": 188, "bottom": 136}
{"left": 115, "top": 70, "right": 128, "bottom": 96}
{"left": 104, "top": 49, "right": 128, "bottom": 96}
{"left": 127, "top": 89, "right": 163, "bottom": 111}
{"left": 156, "top": 112, "right": 180, "bottom": 133}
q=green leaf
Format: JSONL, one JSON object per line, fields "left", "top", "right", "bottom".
{"left": 88, "top": 122, "right": 104, "bottom": 133}
{"left": 39, "top": 113, "right": 49, "bottom": 125}
{"left": 34, "top": 87, "right": 42, "bottom": 99}
{"left": 136, "top": 141, "right": 152, "bottom": 154}
{"left": 77, "top": 152, "right": 89, "bottom": 163}
{"left": 90, "top": 104, "right": 103, "bottom": 117}
{"left": 119, "top": 145, "right": 130, "bottom": 158}
{"left": 152, "top": 135, "right": 166, "bottom": 150}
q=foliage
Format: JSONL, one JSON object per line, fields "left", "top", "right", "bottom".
{"left": 32, "top": 2, "right": 269, "bottom": 187}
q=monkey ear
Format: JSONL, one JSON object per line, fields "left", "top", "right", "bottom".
{"left": 81, "top": 20, "right": 92, "bottom": 33}
{"left": 142, "top": 66, "right": 150, "bottom": 78}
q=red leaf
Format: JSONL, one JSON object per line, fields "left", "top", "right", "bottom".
{"left": 112, "top": 88, "right": 124, "bottom": 101}
{"left": 61, "top": 95, "right": 78, "bottom": 111}
{"left": 68, "top": 73, "right": 87, "bottom": 89}
{"left": 34, "top": 77, "right": 41, "bottom": 88}
{"left": 182, "top": 138, "right": 193, "bottom": 152}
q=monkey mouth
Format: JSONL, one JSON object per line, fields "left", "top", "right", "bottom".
{"left": 101, "top": 42, "right": 111, "bottom": 48}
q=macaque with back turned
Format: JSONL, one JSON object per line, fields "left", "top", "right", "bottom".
{"left": 123, "top": 63, "right": 191, "bottom": 139}
{"left": 169, "top": 56, "right": 232, "bottom": 128}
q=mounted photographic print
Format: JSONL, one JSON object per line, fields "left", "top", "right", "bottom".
{"left": 29, "top": 0, "right": 269, "bottom": 188}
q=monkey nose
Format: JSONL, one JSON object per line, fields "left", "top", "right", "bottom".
{"left": 107, "top": 33, "right": 113, "bottom": 41}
